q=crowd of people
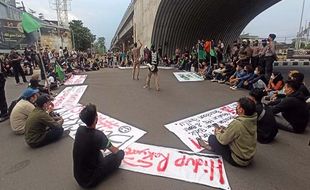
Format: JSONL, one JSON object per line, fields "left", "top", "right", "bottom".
{"left": 0, "top": 34, "right": 309, "bottom": 188}
{"left": 0, "top": 45, "right": 125, "bottom": 188}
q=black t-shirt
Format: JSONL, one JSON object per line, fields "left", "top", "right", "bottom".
{"left": 73, "top": 125, "right": 111, "bottom": 187}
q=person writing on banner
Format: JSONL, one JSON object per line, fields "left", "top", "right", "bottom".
{"left": 198, "top": 97, "right": 257, "bottom": 167}
{"left": 10, "top": 88, "right": 39, "bottom": 135}
{"left": 73, "top": 104, "right": 125, "bottom": 188}
{"left": 132, "top": 40, "right": 143, "bottom": 80}
{"left": 25, "top": 94, "right": 68, "bottom": 148}
{"left": 143, "top": 45, "right": 160, "bottom": 91}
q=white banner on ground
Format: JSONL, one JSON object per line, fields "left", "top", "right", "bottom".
{"left": 56, "top": 105, "right": 146, "bottom": 150}
{"left": 165, "top": 103, "right": 237, "bottom": 152}
{"left": 53, "top": 85, "right": 87, "bottom": 109}
{"left": 64, "top": 75, "right": 87, "bottom": 85}
{"left": 121, "top": 143, "right": 231, "bottom": 190}
{"left": 173, "top": 72, "right": 204, "bottom": 82}
{"left": 118, "top": 66, "right": 174, "bottom": 70}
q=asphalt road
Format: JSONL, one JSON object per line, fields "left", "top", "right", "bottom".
{"left": 0, "top": 67, "right": 309, "bottom": 190}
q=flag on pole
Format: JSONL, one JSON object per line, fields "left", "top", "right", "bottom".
{"left": 210, "top": 48, "right": 217, "bottom": 57}
{"left": 55, "top": 63, "right": 65, "bottom": 81}
{"left": 21, "top": 12, "right": 41, "bottom": 33}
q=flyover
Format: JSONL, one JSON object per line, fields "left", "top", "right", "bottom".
{"left": 111, "top": 0, "right": 281, "bottom": 56}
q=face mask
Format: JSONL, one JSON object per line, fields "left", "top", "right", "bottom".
{"left": 254, "top": 70, "right": 258, "bottom": 75}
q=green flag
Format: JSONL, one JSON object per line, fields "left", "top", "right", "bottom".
{"left": 210, "top": 49, "right": 217, "bottom": 57}
{"left": 21, "top": 12, "right": 41, "bottom": 33}
{"left": 55, "top": 63, "right": 65, "bottom": 81}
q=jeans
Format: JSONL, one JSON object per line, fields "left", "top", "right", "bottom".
{"left": 274, "top": 113, "right": 294, "bottom": 132}
{"left": 30, "top": 127, "right": 64, "bottom": 148}
{"left": 208, "top": 135, "right": 239, "bottom": 166}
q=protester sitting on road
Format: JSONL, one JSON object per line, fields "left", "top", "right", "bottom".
{"left": 211, "top": 63, "right": 226, "bottom": 82}
{"left": 73, "top": 104, "right": 124, "bottom": 188}
{"left": 243, "top": 66, "right": 267, "bottom": 90}
{"left": 249, "top": 88, "right": 277, "bottom": 144}
{"left": 213, "top": 62, "right": 236, "bottom": 84}
{"left": 25, "top": 94, "right": 68, "bottom": 148}
{"left": 29, "top": 73, "right": 49, "bottom": 94}
{"left": 226, "top": 64, "right": 245, "bottom": 86}
{"left": 290, "top": 72, "right": 310, "bottom": 98}
{"left": 271, "top": 80, "right": 309, "bottom": 133}
{"left": 198, "top": 97, "right": 257, "bottom": 167}
{"left": 231, "top": 65, "right": 254, "bottom": 90}
{"left": 265, "top": 72, "right": 284, "bottom": 93}
{"left": 10, "top": 88, "right": 39, "bottom": 135}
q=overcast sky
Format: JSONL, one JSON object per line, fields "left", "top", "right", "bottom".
{"left": 21, "top": 0, "right": 310, "bottom": 46}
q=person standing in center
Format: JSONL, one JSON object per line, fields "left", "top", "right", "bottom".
{"left": 132, "top": 40, "right": 143, "bottom": 80}
{"left": 144, "top": 45, "right": 160, "bottom": 91}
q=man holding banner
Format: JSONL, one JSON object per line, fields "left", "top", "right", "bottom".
{"left": 198, "top": 97, "right": 257, "bottom": 167}
{"left": 73, "top": 104, "right": 124, "bottom": 188}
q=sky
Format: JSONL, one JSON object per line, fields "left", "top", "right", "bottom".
{"left": 20, "top": 0, "right": 310, "bottom": 47}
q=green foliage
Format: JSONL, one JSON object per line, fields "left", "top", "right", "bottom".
{"left": 94, "top": 37, "right": 106, "bottom": 55}
{"left": 69, "top": 20, "right": 96, "bottom": 51}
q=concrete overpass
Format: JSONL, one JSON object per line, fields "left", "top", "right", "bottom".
{"left": 111, "top": 0, "right": 281, "bottom": 56}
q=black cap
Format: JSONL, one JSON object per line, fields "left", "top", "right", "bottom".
{"left": 269, "top": 34, "right": 276, "bottom": 40}
{"left": 36, "top": 94, "right": 52, "bottom": 107}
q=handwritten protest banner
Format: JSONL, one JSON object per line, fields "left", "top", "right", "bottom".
{"left": 165, "top": 103, "right": 237, "bottom": 152}
{"left": 173, "top": 72, "right": 204, "bottom": 82}
{"left": 121, "top": 143, "right": 231, "bottom": 190}
{"left": 64, "top": 75, "right": 87, "bottom": 85}
{"left": 53, "top": 85, "right": 87, "bottom": 109}
{"left": 118, "top": 66, "right": 174, "bottom": 70}
{"left": 56, "top": 104, "right": 146, "bottom": 150}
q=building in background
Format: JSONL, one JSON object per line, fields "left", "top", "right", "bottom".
{"left": 0, "top": 0, "right": 72, "bottom": 53}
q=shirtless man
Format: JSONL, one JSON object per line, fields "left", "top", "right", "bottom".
{"left": 132, "top": 40, "right": 143, "bottom": 80}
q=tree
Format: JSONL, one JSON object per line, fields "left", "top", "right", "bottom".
{"left": 94, "top": 37, "right": 106, "bottom": 55}
{"left": 69, "top": 20, "right": 96, "bottom": 51}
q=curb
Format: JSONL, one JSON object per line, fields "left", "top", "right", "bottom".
{"left": 274, "top": 61, "right": 310, "bottom": 67}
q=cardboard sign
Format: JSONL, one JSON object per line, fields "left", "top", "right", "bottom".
{"left": 121, "top": 143, "right": 231, "bottom": 190}
{"left": 165, "top": 103, "right": 237, "bottom": 152}
{"left": 53, "top": 85, "right": 87, "bottom": 109}
{"left": 64, "top": 75, "right": 87, "bottom": 85}
{"left": 173, "top": 72, "right": 204, "bottom": 82}
{"left": 56, "top": 105, "right": 146, "bottom": 151}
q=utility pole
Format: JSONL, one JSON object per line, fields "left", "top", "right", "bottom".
{"left": 49, "top": 0, "right": 71, "bottom": 27}
{"left": 296, "top": 0, "right": 306, "bottom": 50}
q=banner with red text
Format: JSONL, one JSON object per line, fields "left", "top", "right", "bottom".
{"left": 165, "top": 103, "right": 237, "bottom": 152}
{"left": 64, "top": 75, "right": 87, "bottom": 85}
{"left": 121, "top": 143, "right": 230, "bottom": 190}
{"left": 53, "top": 85, "right": 87, "bottom": 109}
{"left": 56, "top": 104, "right": 146, "bottom": 150}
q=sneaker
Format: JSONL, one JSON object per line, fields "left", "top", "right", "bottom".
{"left": 62, "top": 130, "right": 70, "bottom": 138}
{"left": 218, "top": 80, "right": 226, "bottom": 84}
{"left": 143, "top": 85, "right": 149, "bottom": 89}
{"left": 211, "top": 78, "right": 218, "bottom": 82}
{"left": 230, "top": 86, "right": 238, "bottom": 90}
{"left": 0, "top": 113, "right": 9, "bottom": 122}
